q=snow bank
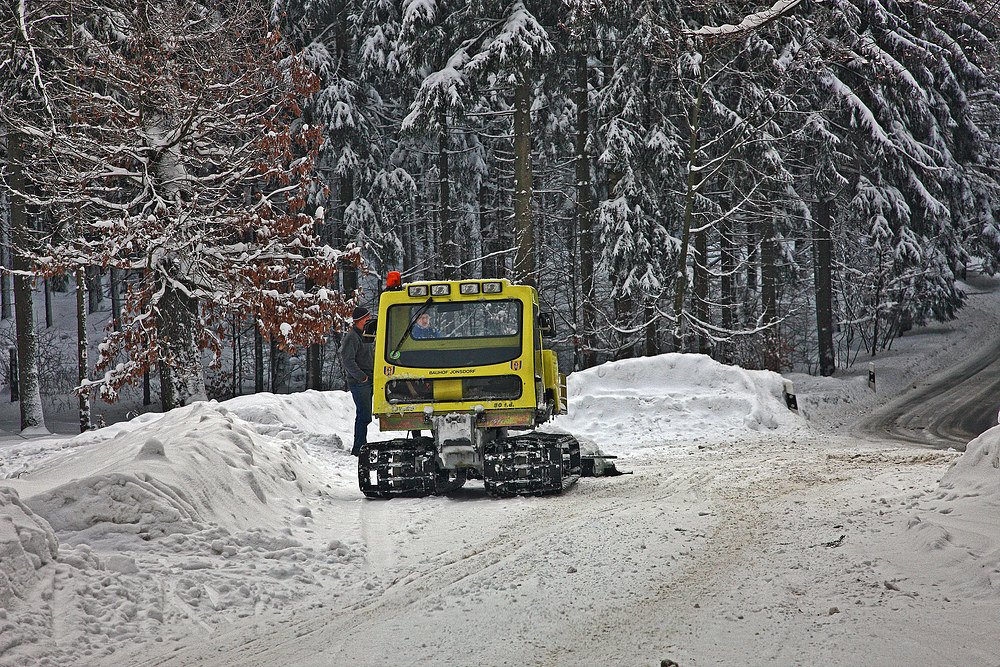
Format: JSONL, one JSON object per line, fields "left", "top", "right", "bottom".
{"left": 0, "top": 396, "right": 364, "bottom": 666}
{"left": 942, "top": 425, "right": 1000, "bottom": 493}
{"left": 15, "top": 401, "right": 324, "bottom": 540}
{"left": 0, "top": 488, "right": 58, "bottom": 609}
{"left": 908, "top": 425, "right": 1000, "bottom": 594}
{"left": 223, "top": 389, "right": 351, "bottom": 452}
{"left": 552, "top": 353, "right": 804, "bottom": 449}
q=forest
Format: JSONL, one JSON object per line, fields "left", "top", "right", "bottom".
{"left": 2, "top": 0, "right": 999, "bottom": 432}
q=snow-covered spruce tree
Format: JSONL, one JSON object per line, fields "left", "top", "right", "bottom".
{"left": 13, "top": 0, "right": 357, "bottom": 410}
{"left": 795, "top": 0, "right": 1000, "bottom": 355}
{"left": 272, "top": 0, "right": 400, "bottom": 294}
{"left": 401, "top": 1, "right": 559, "bottom": 286}
{"left": 707, "top": 30, "right": 806, "bottom": 372}
{"left": 473, "top": 2, "right": 554, "bottom": 286}
{"left": 269, "top": 0, "right": 394, "bottom": 389}
{"left": 561, "top": 1, "right": 605, "bottom": 368}
{"left": 802, "top": 113, "right": 849, "bottom": 376}
{"left": 591, "top": 4, "right": 683, "bottom": 359}
{"left": 397, "top": 0, "right": 479, "bottom": 281}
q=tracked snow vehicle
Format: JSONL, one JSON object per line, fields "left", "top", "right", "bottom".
{"left": 359, "top": 273, "right": 614, "bottom": 498}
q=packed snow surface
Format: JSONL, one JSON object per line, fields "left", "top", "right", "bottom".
{"left": 2, "top": 281, "right": 1000, "bottom": 665}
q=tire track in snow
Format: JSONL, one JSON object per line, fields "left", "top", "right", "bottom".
{"left": 360, "top": 499, "right": 396, "bottom": 572}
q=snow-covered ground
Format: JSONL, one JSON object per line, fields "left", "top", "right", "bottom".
{"left": 2, "top": 276, "right": 1000, "bottom": 666}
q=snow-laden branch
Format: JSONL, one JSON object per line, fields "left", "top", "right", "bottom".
{"left": 683, "top": 0, "right": 804, "bottom": 38}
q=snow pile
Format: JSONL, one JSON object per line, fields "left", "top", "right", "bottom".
{"left": 0, "top": 488, "right": 59, "bottom": 658}
{"left": 222, "top": 389, "right": 365, "bottom": 489}
{"left": 553, "top": 353, "right": 805, "bottom": 449}
{"left": 0, "top": 411, "right": 168, "bottom": 480}
{"left": 0, "top": 397, "right": 367, "bottom": 666}
{"left": 223, "top": 389, "right": 352, "bottom": 452}
{"left": 0, "top": 488, "right": 58, "bottom": 608}
{"left": 908, "top": 425, "right": 1000, "bottom": 593}
{"left": 18, "top": 401, "right": 323, "bottom": 539}
{"left": 942, "top": 425, "right": 1000, "bottom": 494}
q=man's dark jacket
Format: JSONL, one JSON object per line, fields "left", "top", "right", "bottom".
{"left": 340, "top": 325, "right": 375, "bottom": 385}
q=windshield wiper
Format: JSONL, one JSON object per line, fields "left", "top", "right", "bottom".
{"left": 389, "top": 297, "right": 433, "bottom": 359}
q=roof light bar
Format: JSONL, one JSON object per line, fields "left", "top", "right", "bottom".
{"left": 459, "top": 283, "right": 480, "bottom": 295}
{"left": 408, "top": 285, "right": 429, "bottom": 297}
{"left": 430, "top": 284, "right": 451, "bottom": 296}
{"left": 482, "top": 281, "right": 502, "bottom": 294}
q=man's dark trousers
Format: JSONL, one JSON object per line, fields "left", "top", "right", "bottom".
{"left": 350, "top": 380, "right": 373, "bottom": 455}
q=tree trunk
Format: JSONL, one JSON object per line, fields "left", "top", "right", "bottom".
{"left": 694, "top": 225, "right": 710, "bottom": 354}
{"left": 270, "top": 338, "right": 287, "bottom": 394}
{"left": 719, "top": 196, "right": 736, "bottom": 361}
{"left": 813, "top": 197, "right": 836, "bottom": 376}
{"left": 309, "top": 342, "right": 322, "bottom": 390}
{"left": 157, "top": 283, "right": 206, "bottom": 411}
{"left": 44, "top": 278, "right": 53, "bottom": 328}
{"left": 254, "top": 318, "right": 264, "bottom": 393}
{"left": 575, "top": 48, "right": 597, "bottom": 368}
{"left": 672, "top": 73, "right": 705, "bottom": 352}
{"left": 340, "top": 171, "right": 357, "bottom": 294}
{"left": 746, "top": 230, "right": 758, "bottom": 295}
{"left": 644, "top": 302, "right": 658, "bottom": 357}
{"left": 512, "top": 71, "right": 535, "bottom": 286}
{"left": 745, "top": 219, "right": 758, "bottom": 322}
{"left": 232, "top": 316, "right": 239, "bottom": 397}
{"left": 612, "top": 292, "right": 632, "bottom": 360}
{"left": 70, "top": 1, "right": 90, "bottom": 431}
{"left": 87, "top": 265, "right": 101, "bottom": 313}
{"left": 7, "top": 133, "right": 45, "bottom": 431}
{"left": 110, "top": 267, "right": 122, "bottom": 331}
{"left": 438, "top": 109, "right": 456, "bottom": 280}
{"left": 760, "top": 211, "right": 779, "bottom": 372}
{"left": 478, "top": 180, "right": 492, "bottom": 278}
{"left": 304, "top": 265, "right": 322, "bottom": 390}
{"left": 76, "top": 265, "right": 91, "bottom": 431}
{"left": 1, "top": 223, "right": 10, "bottom": 320}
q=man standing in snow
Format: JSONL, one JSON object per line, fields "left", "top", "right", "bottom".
{"left": 340, "top": 306, "right": 375, "bottom": 456}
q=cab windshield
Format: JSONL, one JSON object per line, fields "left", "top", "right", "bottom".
{"left": 385, "top": 299, "right": 522, "bottom": 368}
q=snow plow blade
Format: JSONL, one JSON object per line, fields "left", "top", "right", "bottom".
{"left": 580, "top": 454, "right": 628, "bottom": 477}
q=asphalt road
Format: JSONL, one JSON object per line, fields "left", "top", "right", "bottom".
{"left": 859, "top": 277, "right": 1000, "bottom": 451}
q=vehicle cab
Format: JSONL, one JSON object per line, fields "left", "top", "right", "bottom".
{"left": 373, "top": 277, "right": 566, "bottom": 440}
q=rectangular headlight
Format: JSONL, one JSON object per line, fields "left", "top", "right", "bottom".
{"left": 482, "top": 281, "right": 502, "bottom": 294}
{"left": 459, "top": 283, "right": 480, "bottom": 295}
{"left": 430, "top": 284, "right": 451, "bottom": 296}
{"left": 408, "top": 285, "right": 429, "bottom": 297}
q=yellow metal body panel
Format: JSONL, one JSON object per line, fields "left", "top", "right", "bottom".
{"left": 373, "top": 279, "right": 554, "bottom": 431}
{"left": 541, "top": 349, "right": 557, "bottom": 408}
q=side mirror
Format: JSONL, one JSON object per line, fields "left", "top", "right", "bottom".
{"left": 539, "top": 312, "right": 556, "bottom": 337}
{"left": 362, "top": 318, "right": 378, "bottom": 338}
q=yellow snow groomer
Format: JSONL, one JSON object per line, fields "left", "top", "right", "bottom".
{"left": 359, "top": 274, "right": 612, "bottom": 498}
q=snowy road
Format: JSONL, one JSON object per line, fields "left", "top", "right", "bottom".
{"left": 117, "top": 435, "right": 984, "bottom": 667}
{"left": 858, "top": 332, "right": 1000, "bottom": 449}
{"left": 857, "top": 274, "right": 1000, "bottom": 450}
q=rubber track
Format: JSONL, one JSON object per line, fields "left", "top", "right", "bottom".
{"left": 358, "top": 438, "right": 438, "bottom": 498}
{"left": 483, "top": 432, "right": 581, "bottom": 498}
